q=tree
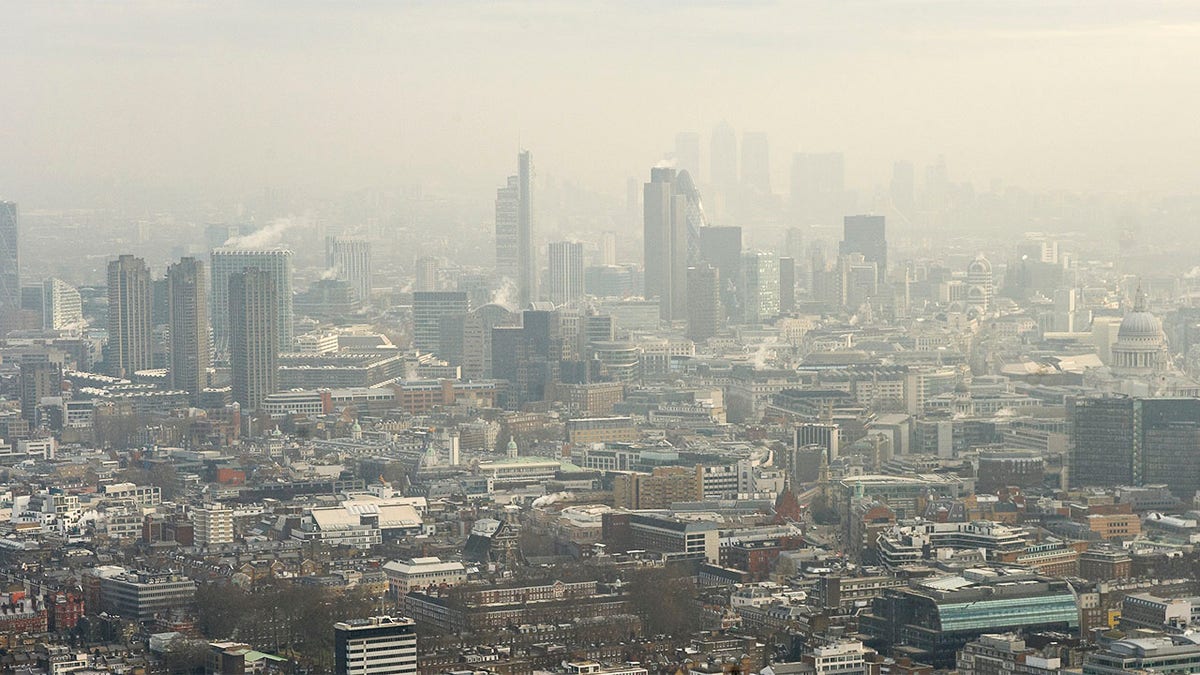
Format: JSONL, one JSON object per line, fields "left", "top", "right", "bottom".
{"left": 162, "top": 639, "right": 209, "bottom": 675}
{"left": 626, "top": 566, "right": 700, "bottom": 637}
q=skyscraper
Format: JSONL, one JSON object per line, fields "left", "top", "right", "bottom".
{"left": 698, "top": 226, "right": 742, "bottom": 321}
{"left": 741, "top": 132, "right": 770, "bottom": 194}
{"left": 674, "top": 132, "right": 701, "bottom": 179}
{"left": 106, "top": 255, "right": 153, "bottom": 377}
{"left": 167, "top": 257, "right": 210, "bottom": 404}
{"left": 779, "top": 256, "right": 796, "bottom": 314}
{"left": 412, "top": 291, "right": 469, "bottom": 358}
{"left": 495, "top": 175, "right": 519, "bottom": 279}
{"left": 687, "top": 263, "right": 721, "bottom": 342}
{"left": 547, "top": 241, "right": 584, "bottom": 305}
{"left": 494, "top": 150, "right": 536, "bottom": 305}
{"left": 517, "top": 150, "right": 536, "bottom": 307}
{"left": 643, "top": 167, "right": 688, "bottom": 321}
{"left": 325, "top": 237, "right": 372, "bottom": 305}
{"left": 740, "top": 250, "right": 780, "bottom": 325}
{"left": 599, "top": 231, "right": 617, "bottom": 266}
{"left": 890, "top": 160, "right": 916, "bottom": 216}
{"left": 0, "top": 202, "right": 19, "bottom": 336}
{"left": 840, "top": 215, "right": 887, "bottom": 283}
{"left": 41, "top": 278, "right": 83, "bottom": 331}
{"left": 228, "top": 268, "right": 278, "bottom": 411}
{"left": 710, "top": 121, "right": 738, "bottom": 196}
{"left": 414, "top": 256, "right": 439, "bottom": 292}
{"left": 211, "top": 248, "right": 294, "bottom": 355}
{"left": 790, "top": 152, "right": 845, "bottom": 224}
{"left": 334, "top": 616, "right": 417, "bottom": 675}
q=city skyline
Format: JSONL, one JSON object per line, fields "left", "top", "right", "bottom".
{"left": 6, "top": 3, "right": 1200, "bottom": 209}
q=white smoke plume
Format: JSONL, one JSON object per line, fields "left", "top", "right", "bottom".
{"left": 489, "top": 278, "right": 518, "bottom": 309}
{"left": 223, "top": 216, "right": 302, "bottom": 249}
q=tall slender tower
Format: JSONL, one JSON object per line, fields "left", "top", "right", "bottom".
{"left": 643, "top": 167, "right": 688, "bottom": 321}
{"left": 229, "top": 268, "right": 278, "bottom": 411}
{"left": 0, "top": 202, "right": 19, "bottom": 336}
{"left": 167, "top": 257, "right": 210, "bottom": 404}
{"left": 517, "top": 150, "right": 536, "bottom": 307}
{"left": 495, "top": 176, "right": 519, "bottom": 279}
{"left": 106, "top": 255, "right": 153, "bottom": 377}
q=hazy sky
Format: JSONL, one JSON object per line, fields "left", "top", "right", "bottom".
{"left": 5, "top": 1, "right": 1200, "bottom": 207}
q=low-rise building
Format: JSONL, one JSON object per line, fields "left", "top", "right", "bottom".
{"left": 382, "top": 557, "right": 466, "bottom": 598}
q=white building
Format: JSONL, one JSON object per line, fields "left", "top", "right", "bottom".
{"left": 102, "top": 482, "right": 162, "bottom": 507}
{"left": 808, "top": 640, "right": 870, "bottom": 675}
{"left": 194, "top": 504, "right": 234, "bottom": 548}
{"left": 42, "top": 278, "right": 84, "bottom": 331}
{"left": 333, "top": 615, "right": 416, "bottom": 675}
{"left": 210, "top": 248, "right": 294, "bottom": 354}
{"left": 382, "top": 557, "right": 466, "bottom": 598}
{"left": 326, "top": 237, "right": 373, "bottom": 306}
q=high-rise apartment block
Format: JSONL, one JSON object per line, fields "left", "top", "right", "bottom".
{"left": 211, "top": 248, "right": 293, "bottom": 355}
{"left": 194, "top": 503, "right": 234, "bottom": 548}
{"left": 228, "top": 269, "right": 279, "bottom": 411}
{"left": 106, "top": 255, "right": 153, "bottom": 377}
{"left": 166, "top": 257, "right": 210, "bottom": 404}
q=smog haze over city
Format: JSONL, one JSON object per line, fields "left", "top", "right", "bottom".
{"left": 8, "top": 3, "right": 1200, "bottom": 675}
